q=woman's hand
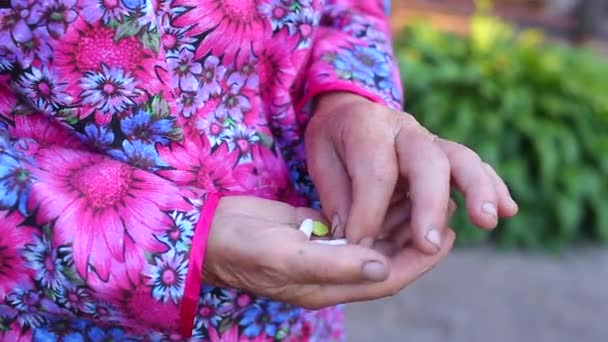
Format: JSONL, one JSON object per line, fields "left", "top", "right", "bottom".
{"left": 203, "top": 196, "right": 455, "bottom": 310}
{"left": 306, "top": 92, "right": 518, "bottom": 254}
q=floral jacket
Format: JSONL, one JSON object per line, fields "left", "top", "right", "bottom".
{"left": 0, "top": 0, "right": 402, "bottom": 340}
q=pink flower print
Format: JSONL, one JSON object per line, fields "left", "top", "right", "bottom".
{"left": 157, "top": 135, "right": 244, "bottom": 192}
{"left": 13, "top": 26, "right": 53, "bottom": 68}
{"left": 234, "top": 57, "right": 260, "bottom": 89}
{"left": 81, "top": 0, "right": 129, "bottom": 24}
{"left": 251, "top": 29, "right": 298, "bottom": 108}
{"left": 1, "top": 0, "right": 34, "bottom": 43}
{"left": 29, "top": 147, "right": 179, "bottom": 283}
{"left": 23, "top": 233, "right": 68, "bottom": 291}
{"left": 10, "top": 114, "right": 83, "bottom": 152}
{"left": 6, "top": 289, "right": 48, "bottom": 329}
{"left": 216, "top": 81, "right": 252, "bottom": 123}
{"left": 0, "top": 210, "right": 35, "bottom": 298}
{"left": 54, "top": 20, "right": 158, "bottom": 98}
{"left": 175, "top": 90, "right": 203, "bottom": 118}
{"left": 17, "top": 66, "right": 70, "bottom": 113}
{"left": 286, "top": 7, "right": 318, "bottom": 49}
{"left": 112, "top": 285, "right": 180, "bottom": 333}
{"left": 56, "top": 286, "right": 97, "bottom": 316}
{"left": 0, "top": 321, "right": 31, "bottom": 342}
{"left": 247, "top": 145, "right": 289, "bottom": 200}
{"left": 162, "top": 211, "right": 196, "bottom": 253}
{"left": 195, "top": 115, "right": 223, "bottom": 138}
{"left": 80, "top": 64, "right": 141, "bottom": 122}
{"left": 168, "top": 48, "right": 202, "bottom": 92}
{"left": 208, "top": 324, "right": 239, "bottom": 342}
{"left": 160, "top": 17, "right": 196, "bottom": 57}
{"left": 28, "top": 0, "right": 78, "bottom": 39}
{"left": 143, "top": 248, "right": 187, "bottom": 304}
{"left": 176, "top": 0, "right": 269, "bottom": 64}
{"left": 258, "top": 0, "right": 289, "bottom": 31}
{"left": 193, "top": 292, "right": 224, "bottom": 330}
{"left": 222, "top": 124, "right": 260, "bottom": 161}
{"left": 199, "top": 56, "right": 226, "bottom": 101}
{"left": 0, "top": 37, "right": 17, "bottom": 72}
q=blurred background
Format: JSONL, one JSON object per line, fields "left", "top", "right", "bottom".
{"left": 345, "top": 1, "right": 608, "bottom": 341}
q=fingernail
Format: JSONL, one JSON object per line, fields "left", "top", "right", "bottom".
{"left": 362, "top": 261, "right": 388, "bottom": 282}
{"left": 482, "top": 202, "right": 497, "bottom": 217}
{"left": 331, "top": 215, "right": 341, "bottom": 235}
{"left": 360, "top": 237, "right": 374, "bottom": 248}
{"left": 425, "top": 228, "right": 441, "bottom": 250}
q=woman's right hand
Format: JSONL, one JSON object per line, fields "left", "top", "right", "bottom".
{"left": 203, "top": 196, "right": 455, "bottom": 309}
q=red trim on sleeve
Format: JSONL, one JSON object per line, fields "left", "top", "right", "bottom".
{"left": 179, "top": 192, "right": 221, "bottom": 338}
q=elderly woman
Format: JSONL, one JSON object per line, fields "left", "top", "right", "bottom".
{"left": 0, "top": 0, "right": 517, "bottom": 340}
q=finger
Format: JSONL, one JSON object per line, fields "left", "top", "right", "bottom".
{"left": 343, "top": 129, "right": 399, "bottom": 244}
{"left": 301, "top": 228, "right": 456, "bottom": 309}
{"left": 396, "top": 128, "right": 451, "bottom": 254}
{"left": 447, "top": 198, "right": 457, "bottom": 220}
{"left": 380, "top": 199, "right": 411, "bottom": 239}
{"left": 437, "top": 139, "right": 499, "bottom": 230}
{"left": 286, "top": 241, "right": 391, "bottom": 285}
{"left": 372, "top": 239, "right": 400, "bottom": 257}
{"left": 388, "top": 198, "right": 455, "bottom": 248}
{"left": 218, "top": 196, "right": 327, "bottom": 228}
{"left": 483, "top": 163, "right": 519, "bottom": 217}
{"left": 306, "top": 129, "right": 352, "bottom": 238}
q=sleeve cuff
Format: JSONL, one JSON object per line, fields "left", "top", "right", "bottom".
{"left": 179, "top": 192, "right": 222, "bottom": 337}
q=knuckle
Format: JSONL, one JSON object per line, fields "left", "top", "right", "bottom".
{"left": 367, "top": 162, "right": 398, "bottom": 185}
{"left": 453, "top": 144, "right": 482, "bottom": 165}
{"left": 430, "top": 152, "right": 450, "bottom": 175}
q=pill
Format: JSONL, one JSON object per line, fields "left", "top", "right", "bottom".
{"left": 312, "top": 221, "right": 330, "bottom": 237}
{"left": 298, "top": 219, "right": 314, "bottom": 239}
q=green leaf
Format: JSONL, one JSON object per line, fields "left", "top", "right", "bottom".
{"left": 141, "top": 29, "right": 161, "bottom": 54}
{"left": 115, "top": 17, "right": 142, "bottom": 41}
{"left": 257, "top": 132, "right": 275, "bottom": 150}
{"left": 149, "top": 94, "right": 170, "bottom": 118}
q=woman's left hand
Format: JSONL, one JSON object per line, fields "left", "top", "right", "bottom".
{"left": 305, "top": 92, "right": 518, "bottom": 254}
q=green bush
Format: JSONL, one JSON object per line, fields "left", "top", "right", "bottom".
{"left": 393, "top": 13, "right": 608, "bottom": 249}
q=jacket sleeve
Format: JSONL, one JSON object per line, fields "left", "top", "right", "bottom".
{"left": 300, "top": 0, "right": 404, "bottom": 110}
{"left": 0, "top": 83, "right": 216, "bottom": 338}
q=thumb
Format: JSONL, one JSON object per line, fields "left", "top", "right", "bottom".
{"left": 288, "top": 242, "right": 390, "bottom": 284}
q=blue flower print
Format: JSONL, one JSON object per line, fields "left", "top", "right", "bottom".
{"left": 241, "top": 305, "right": 282, "bottom": 338}
{"left": 6, "top": 289, "right": 48, "bottom": 329}
{"left": 121, "top": 0, "right": 147, "bottom": 11}
{"left": 109, "top": 140, "right": 167, "bottom": 171}
{"left": 121, "top": 109, "right": 173, "bottom": 145}
{"left": 80, "top": 64, "right": 141, "bottom": 116}
{"left": 333, "top": 45, "right": 391, "bottom": 86}
{"left": 79, "top": 123, "right": 115, "bottom": 150}
{"left": 23, "top": 234, "right": 68, "bottom": 291}
{"left": 33, "top": 318, "right": 91, "bottom": 342}
{"left": 87, "top": 326, "right": 137, "bottom": 342}
{"left": 144, "top": 248, "right": 187, "bottom": 304}
{"left": 0, "top": 151, "right": 32, "bottom": 216}
{"left": 162, "top": 211, "right": 196, "bottom": 253}
{"left": 56, "top": 287, "right": 97, "bottom": 316}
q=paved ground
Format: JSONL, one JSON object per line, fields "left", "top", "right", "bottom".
{"left": 345, "top": 247, "right": 608, "bottom": 342}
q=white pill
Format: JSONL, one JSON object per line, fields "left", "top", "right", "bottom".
{"left": 298, "top": 219, "right": 314, "bottom": 239}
